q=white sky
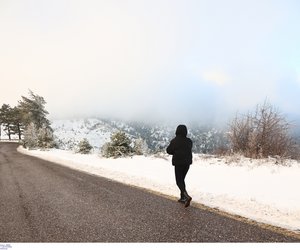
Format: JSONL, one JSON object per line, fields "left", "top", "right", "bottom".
{"left": 1, "top": 0, "right": 300, "bottom": 124}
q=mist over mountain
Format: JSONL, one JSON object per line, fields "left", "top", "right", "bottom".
{"left": 52, "top": 117, "right": 228, "bottom": 154}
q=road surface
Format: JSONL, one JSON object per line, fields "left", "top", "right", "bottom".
{"left": 0, "top": 142, "right": 299, "bottom": 242}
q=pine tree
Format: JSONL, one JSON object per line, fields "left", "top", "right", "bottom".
{"left": 102, "top": 131, "right": 133, "bottom": 158}
{"left": 76, "top": 138, "right": 93, "bottom": 154}
{"left": 18, "top": 90, "right": 54, "bottom": 149}
{"left": 37, "top": 125, "right": 55, "bottom": 149}
{"left": 0, "top": 104, "right": 13, "bottom": 140}
{"left": 18, "top": 90, "right": 51, "bottom": 130}
{"left": 10, "top": 106, "right": 24, "bottom": 140}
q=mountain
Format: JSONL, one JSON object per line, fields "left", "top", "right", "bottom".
{"left": 51, "top": 118, "right": 228, "bottom": 154}
{"left": 52, "top": 118, "right": 114, "bottom": 150}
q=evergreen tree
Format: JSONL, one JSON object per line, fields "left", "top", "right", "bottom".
{"left": 18, "top": 90, "right": 54, "bottom": 149}
{"left": 0, "top": 104, "right": 25, "bottom": 140}
{"left": 37, "top": 125, "right": 56, "bottom": 149}
{"left": 18, "top": 90, "right": 51, "bottom": 130}
{"left": 102, "top": 131, "right": 133, "bottom": 158}
{"left": 0, "top": 104, "right": 13, "bottom": 140}
{"left": 10, "top": 106, "right": 24, "bottom": 140}
{"left": 76, "top": 138, "right": 93, "bottom": 154}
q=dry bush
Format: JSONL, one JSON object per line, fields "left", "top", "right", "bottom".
{"left": 228, "top": 101, "right": 296, "bottom": 159}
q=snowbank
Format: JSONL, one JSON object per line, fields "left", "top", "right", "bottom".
{"left": 18, "top": 147, "right": 300, "bottom": 233}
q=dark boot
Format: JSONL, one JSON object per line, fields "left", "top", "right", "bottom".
{"left": 177, "top": 193, "right": 186, "bottom": 203}
{"left": 183, "top": 192, "right": 192, "bottom": 208}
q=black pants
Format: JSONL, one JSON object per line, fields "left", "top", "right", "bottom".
{"left": 175, "top": 164, "right": 190, "bottom": 195}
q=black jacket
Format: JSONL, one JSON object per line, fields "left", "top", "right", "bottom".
{"left": 166, "top": 125, "right": 193, "bottom": 166}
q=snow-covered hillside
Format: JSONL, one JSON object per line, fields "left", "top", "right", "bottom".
{"left": 52, "top": 118, "right": 175, "bottom": 151}
{"left": 52, "top": 118, "right": 115, "bottom": 150}
{"left": 51, "top": 118, "right": 227, "bottom": 154}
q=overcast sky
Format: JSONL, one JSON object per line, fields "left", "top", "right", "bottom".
{"left": 1, "top": 0, "right": 300, "bottom": 125}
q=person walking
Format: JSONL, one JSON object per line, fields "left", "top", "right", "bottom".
{"left": 166, "top": 124, "right": 193, "bottom": 207}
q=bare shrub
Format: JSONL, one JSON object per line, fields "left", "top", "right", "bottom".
{"left": 224, "top": 153, "right": 243, "bottom": 164}
{"left": 228, "top": 101, "right": 296, "bottom": 159}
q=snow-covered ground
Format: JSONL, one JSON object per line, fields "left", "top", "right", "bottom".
{"left": 18, "top": 147, "right": 300, "bottom": 233}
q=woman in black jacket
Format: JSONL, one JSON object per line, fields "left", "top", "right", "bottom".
{"left": 166, "top": 125, "right": 193, "bottom": 207}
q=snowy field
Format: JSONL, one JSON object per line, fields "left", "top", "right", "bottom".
{"left": 18, "top": 147, "right": 300, "bottom": 234}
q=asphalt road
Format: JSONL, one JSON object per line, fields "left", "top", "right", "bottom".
{"left": 0, "top": 142, "right": 299, "bottom": 242}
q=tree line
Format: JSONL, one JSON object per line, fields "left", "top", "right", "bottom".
{"left": 0, "top": 90, "right": 54, "bottom": 149}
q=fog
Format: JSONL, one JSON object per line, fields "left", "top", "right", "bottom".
{"left": 1, "top": 0, "right": 300, "bottom": 126}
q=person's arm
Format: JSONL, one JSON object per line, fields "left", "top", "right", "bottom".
{"left": 166, "top": 139, "right": 175, "bottom": 155}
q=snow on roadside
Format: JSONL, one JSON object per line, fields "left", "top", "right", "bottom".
{"left": 18, "top": 147, "right": 300, "bottom": 233}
